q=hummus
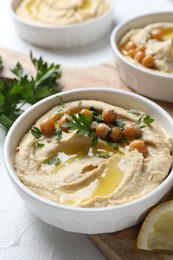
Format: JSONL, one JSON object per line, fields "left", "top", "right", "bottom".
{"left": 119, "top": 22, "right": 173, "bottom": 75}
{"left": 15, "top": 0, "right": 110, "bottom": 26}
{"left": 14, "top": 100, "right": 172, "bottom": 208}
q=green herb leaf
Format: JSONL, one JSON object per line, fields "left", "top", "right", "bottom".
{"left": 55, "top": 127, "right": 62, "bottom": 140}
{"left": 143, "top": 115, "right": 154, "bottom": 124}
{"left": 99, "top": 153, "right": 111, "bottom": 159}
{"left": 0, "top": 52, "right": 62, "bottom": 133}
{"left": 128, "top": 109, "right": 140, "bottom": 115}
{"left": 33, "top": 141, "right": 45, "bottom": 149}
{"left": 93, "top": 114, "right": 103, "bottom": 123}
{"left": 140, "top": 125, "right": 146, "bottom": 129}
{"left": 11, "top": 62, "right": 23, "bottom": 79}
{"left": 89, "top": 132, "right": 98, "bottom": 147}
{"left": 114, "top": 120, "right": 125, "bottom": 128}
{"left": 31, "top": 127, "right": 42, "bottom": 139}
{"left": 135, "top": 114, "right": 144, "bottom": 125}
{"left": 106, "top": 141, "right": 119, "bottom": 150}
{"left": 44, "top": 155, "right": 61, "bottom": 165}
{"left": 65, "top": 113, "right": 98, "bottom": 146}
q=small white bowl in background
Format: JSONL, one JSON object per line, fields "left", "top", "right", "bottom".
{"left": 111, "top": 12, "right": 173, "bottom": 102}
{"left": 4, "top": 88, "right": 173, "bottom": 234}
{"left": 11, "top": 0, "right": 115, "bottom": 49}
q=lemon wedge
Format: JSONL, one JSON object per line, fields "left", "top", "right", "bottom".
{"left": 137, "top": 199, "right": 173, "bottom": 251}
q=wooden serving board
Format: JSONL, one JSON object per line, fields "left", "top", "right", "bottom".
{"left": 1, "top": 47, "right": 173, "bottom": 260}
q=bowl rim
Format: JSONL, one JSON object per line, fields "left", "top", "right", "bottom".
{"left": 10, "top": 0, "right": 115, "bottom": 30}
{"left": 110, "top": 11, "right": 173, "bottom": 79}
{"left": 4, "top": 87, "right": 173, "bottom": 213}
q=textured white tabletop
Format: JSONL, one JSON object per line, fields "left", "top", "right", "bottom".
{"left": 1, "top": 1, "right": 173, "bottom": 259}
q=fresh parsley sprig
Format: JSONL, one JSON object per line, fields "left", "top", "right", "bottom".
{"left": 0, "top": 52, "right": 62, "bottom": 133}
{"left": 64, "top": 113, "right": 98, "bottom": 147}
{"left": 135, "top": 114, "right": 154, "bottom": 127}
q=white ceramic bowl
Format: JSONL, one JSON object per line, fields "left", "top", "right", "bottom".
{"left": 4, "top": 88, "right": 173, "bottom": 234}
{"left": 111, "top": 12, "right": 173, "bottom": 102}
{"left": 11, "top": 0, "right": 115, "bottom": 49}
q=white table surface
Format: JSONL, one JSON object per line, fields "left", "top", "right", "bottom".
{"left": 1, "top": 1, "right": 173, "bottom": 260}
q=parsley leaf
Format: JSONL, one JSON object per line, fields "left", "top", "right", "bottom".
{"left": 31, "top": 127, "right": 42, "bottom": 139}
{"left": 44, "top": 155, "right": 61, "bottom": 165}
{"left": 99, "top": 153, "right": 111, "bottom": 159}
{"left": 66, "top": 113, "right": 91, "bottom": 135}
{"left": 143, "top": 115, "right": 154, "bottom": 124}
{"left": 33, "top": 140, "right": 45, "bottom": 149}
{"left": 128, "top": 109, "right": 140, "bottom": 115}
{"left": 106, "top": 141, "right": 119, "bottom": 150}
{"left": 65, "top": 113, "right": 98, "bottom": 147}
{"left": 135, "top": 114, "right": 154, "bottom": 126}
{"left": 55, "top": 127, "right": 62, "bottom": 140}
{"left": 0, "top": 52, "right": 62, "bottom": 133}
{"left": 89, "top": 132, "right": 98, "bottom": 147}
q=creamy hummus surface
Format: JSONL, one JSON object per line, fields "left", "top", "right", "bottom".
{"left": 15, "top": 0, "right": 110, "bottom": 26}
{"left": 15, "top": 100, "right": 172, "bottom": 208}
{"left": 119, "top": 22, "right": 173, "bottom": 75}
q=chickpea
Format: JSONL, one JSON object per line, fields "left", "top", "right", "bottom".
{"left": 135, "top": 44, "right": 146, "bottom": 52}
{"left": 95, "top": 123, "right": 110, "bottom": 139}
{"left": 151, "top": 29, "right": 163, "bottom": 41}
{"left": 58, "top": 113, "right": 73, "bottom": 132}
{"left": 134, "top": 51, "right": 145, "bottom": 63}
{"left": 110, "top": 127, "right": 122, "bottom": 142}
{"left": 127, "top": 49, "right": 136, "bottom": 58}
{"left": 125, "top": 41, "right": 137, "bottom": 51}
{"left": 129, "top": 139, "right": 147, "bottom": 156}
{"left": 142, "top": 55, "right": 155, "bottom": 68}
{"left": 40, "top": 117, "right": 55, "bottom": 137}
{"left": 102, "top": 109, "right": 116, "bottom": 124}
{"left": 123, "top": 123, "right": 141, "bottom": 139}
{"left": 80, "top": 108, "right": 93, "bottom": 121}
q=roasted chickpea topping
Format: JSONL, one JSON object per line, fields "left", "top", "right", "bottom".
{"left": 109, "top": 127, "right": 122, "bottom": 142}
{"left": 123, "top": 123, "right": 141, "bottom": 139}
{"left": 125, "top": 41, "right": 137, "bottom": 51}
{"left": 40, "top": 117, "right": 55, "bottom": 137}
{"left": 95, "top": 123, "right": 110, "bottom": 139}
{"left": 134, "top": 51, "right": 145, "bottom": 63}
{"left": 151, "top": 28, "right": 163, "bottom": 41}
{"left": 80, "top": 108, "right": 93, "bottom": 120}
{"left": 128, "top": 49, "right": 136, "bottom": 58}
{"left": 102, "top": 109, "right": 116, "bottom": 124}
{"left": 58, "top": 113, "right": 73, "bottom": 132}
{"left": 142, "top": 55, "right": 155, "bottom": 68}
{"left": 135, "top": 44, "right": 146, "bottom": 52}
{"left": 129, "top": 139, "right": 147, "bottom": 156}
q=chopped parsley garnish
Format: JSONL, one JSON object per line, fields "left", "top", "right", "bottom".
{"left": 55, "top": 127, "right": 62, "bottom": 140}
{"left": 44, "top": 155, "right": 61, "bottom": 165}
{"left": 64, "top": 113, "right": 98, "bottom": 147}
{"left": 106, "top": 141, "right": 119, "bottom": 150}
{"left": 33, "top": 140, "right": 45, "bottom": 149}
{"left": 114, "top": 120, "right": 125, "bottom": 128}
{"left": 128, "top": 109, "right": 140, "bottom": 115}
{"left": 99, "top": 153, "right": 112, "bottom": 159}
{"left": 135, "top": 114, "right": 154, "bottom": 127}
{"left": 31, "top": 127, "right": 42, "bottom": 138}
{"left": 135, "top": 114, "right": 144, "bottom": 125}
{"left": 143, "top": 115, "right": 155, "bottom": 124}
